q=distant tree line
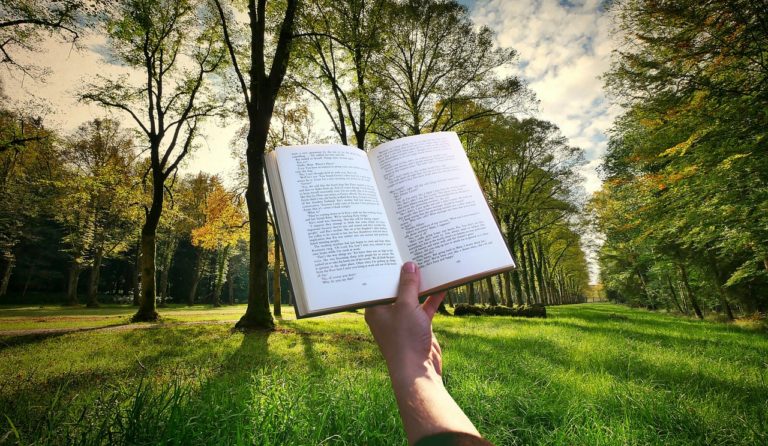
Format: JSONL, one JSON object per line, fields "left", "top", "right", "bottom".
{"left": 0, "top": 0, "right": 591, "bottom": 321}
{"left": 592, "top": 0, "right": 768, "bottom": 317}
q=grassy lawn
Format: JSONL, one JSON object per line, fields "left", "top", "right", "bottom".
{"left": 0, "top": 303, "right": 766, "bottom": 445}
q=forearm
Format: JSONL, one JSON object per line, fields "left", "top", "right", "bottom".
{"left": 388, "top": 361, "right": 480, "bottom": 445}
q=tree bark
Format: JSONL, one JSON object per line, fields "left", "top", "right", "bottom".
{"left": 86, "top": 247, "right": 104, "bottom": 308}
{"left": 677, "top": 262, "right": 703, "bottom": 319}
{"left": 485, "top": 276, "right": 497, "bottom": 306}
{"left": 666, "top": 276, "right": 685, "bottom": 314}
{"left": 711, "top": 265, "right": 735, "bottom": 321}
{"left": 237, "top": 114, "right": 276, "bottom": 330}
{"left": 273, "top": 232, "right": 282, "bottom": 316}
{"left": 502, "top": 271, "right": 512, "bottom": 306}
{"left": 227, "top": 260, "right": 235, "bottom": 305}
{"left": 66, "top": 262, "right": 81, "bottom": 306}
{"left": 477, "top": 279, "right": 485, "bottom": 305}
{"left": 188, "top": 249, "right": 206, "bottom": 306}
{"left": 135, "top": 229, "right": 159, "bottom": 321}
{"left": 22, "top": 262, "right": 36, "bottom": 299}
{"left": 525, "top": 242, "right": 535, "bottom": 303}
{"left": 132, "top": 248, "right": 140, "bottom": 306}
{"left": 494, "top": 274, "right": 505, "bottom": 306}
{"left": 0, "top": 254, "right": 13, "bottom": 297}
{"left": 158, "top": 237, "right": 178, "bottom": 306}
{"left": 132, "top": 159, "right": 164, "bottom": 322}
{"left": 233, "top": 0, "right": 298, "bottom": 331}
{"left": 516, "top": 238, "right": 531, "bottom": 304}
{"left": 468, "top": 281, "right": 475, "bottom": 305}
{"left": 213, "top": 246, "right": 230, "bottom": 308}
{"left": 635, "top": 266, "right": 655, "bottom": 309}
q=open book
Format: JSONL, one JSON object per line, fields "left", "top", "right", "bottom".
{"left": 265, "top": 132, "right": 515, "bottom": 318}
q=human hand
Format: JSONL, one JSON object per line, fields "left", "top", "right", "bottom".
{"left": 365, "top": 262, "right": 481, "bottom": 445}
{"left": 365, "top": 261, "right": 446, "bottom": 380}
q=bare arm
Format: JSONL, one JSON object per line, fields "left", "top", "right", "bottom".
{"left": 365, "top": 262, "right": 483, "bottom": 445}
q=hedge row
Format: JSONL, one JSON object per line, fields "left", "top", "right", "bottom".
{"left": 452, "top": 303, "right": 547, "bottom": 318}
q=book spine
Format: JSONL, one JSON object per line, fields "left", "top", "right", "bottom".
{"left": 263, "top": 152, "right": 304, "bottom": 319}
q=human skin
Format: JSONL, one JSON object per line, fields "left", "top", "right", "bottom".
{"left": 365, "top": 261, "right": 481, "bottom": 445}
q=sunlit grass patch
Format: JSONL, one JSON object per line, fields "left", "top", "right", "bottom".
{"left": 0, "top": 303, "right": 766, "bottom": 445}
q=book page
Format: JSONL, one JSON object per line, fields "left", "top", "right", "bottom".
{"left": 370, "top": 132, "right": 514, "bottom": 293}
{"left": 275, "top": 145, "right": 402, "bottom": 313}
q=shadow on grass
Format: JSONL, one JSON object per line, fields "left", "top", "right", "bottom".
{"left": 0, "top": 322, "right": 132, "bottom": 351}
{"left": 435, "top": 312, "right": 768, "bottom": 445}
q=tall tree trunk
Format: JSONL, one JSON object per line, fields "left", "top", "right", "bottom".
{"left": 525, "top": 240, "right": 539, "bottom": 304}
{"left": 134, "top": 169, "right": 163, "bottom": 322}
{"left": 87, "top": 247, "right": 104, "bottom": 308}
{"left": 713, "top": 281, "right": 735, "bottom": 321}
{"left": 709, "top": 262, "right": 735, "bottom": 320}
{"left": 237, "top": 112, "right": 275, "bottom": 329}
{"left": 272, "top": 232, "right": 282, "bottom": 316}
{"left": 158, "top": 237, "right": 177, "bottom": 306}
{"left": 494, "top": 274, "right": 505, "bottom": 306}
{"left": 158, "top": 267, "right": 169, "bottom": 307}
{"left": 485, "top": 276, "right": 497, "bottom": 306}
{"left": 132, "top": 248, "right": 140, "bottom": 306}
{"left": 22, "top": 262, "right": 36, "bottom": 299}
{"left": 468, "top": 281, "right": 475, "bottom": 305}
{"left": 535, "top": 242, "right": 550, "bottom": 305}
{"left": 66, "top": 262, "right": 81, "bottom": 306}
{"left": 135, "top": 230, "right": 158, "bottom": 321}
{"left": 188, "top": 249, "right": 205, "bottom": 306}
{"left": 227, "top": 260, "right": 235, "bottom": 305}
{"left": 666, "top": 276, "right": 685, "bottom": 314}
{"left": 213, "top": 246, "right": 230, "bottom": 308}
{"left": 233, "top": 0, "right": 299, "bottom": 330}
{"left": 503, "top": 271, "right": 512, "bottom": 306}
{"left": 446, "top": 289, "right": 454, "bottom": 307}
{"left": 516, "top": 238, "right": 531, "bottom": 304}
{"left": 677, "top": 262, "right": 703, "bottom": 319}
{"left": 0, "top": 253, "right": 13, "bottom": 297}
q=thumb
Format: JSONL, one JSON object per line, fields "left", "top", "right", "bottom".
{"left": 395, "top": 261, "right": 420, "bottom": 309}
{"left": 422, "top": 291, "right": 446, "bottom": 320}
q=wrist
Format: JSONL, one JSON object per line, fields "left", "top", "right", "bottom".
{"left": 386, "top": 356, "right": 442, "bottom": 387}
{"left": 386, "top": 358, "right": 480, "bottom": 445}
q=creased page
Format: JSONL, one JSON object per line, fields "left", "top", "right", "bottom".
{"left": 276, "top": 145, "right": 402, "bottom": 313}
{"left": 370, "top": 132, "right": 514, "bottom": 293}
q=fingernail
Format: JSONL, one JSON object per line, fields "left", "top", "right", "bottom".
{"left": 403, "top": 261, "right": 417, "bottom": 273}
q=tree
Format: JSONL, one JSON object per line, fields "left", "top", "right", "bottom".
{"left": 58, "top": 119, "right": 138, "bottom": 307}
{"left": 191, "top": 176, "right": 247, "bottom": 307}
{"left": 0, "top": 0, "right": 89, "bottom": 78}
{"left": 0, "top": 90, "right": 61, "bottom": 298}
{"left": 373, "top": 0, "right": 525, "bottom": 140}
{"left": 598, "top": 0, "right": 768, "bottom": 315}
{"left": 213, "top": 0, "right": 299, "bottom": 329}
{"left": 463, "top": 114, "right": 584, "bottom": 305}
{"left": 81, "top": 0, "right": 226, "bottom": 321}
{"left": 291, "top": 0, "right": 388, "bottom": 149}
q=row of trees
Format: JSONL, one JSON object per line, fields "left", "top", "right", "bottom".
{"left": 591, "top": 0, "right": 768, "bottom": 317}
{"left": 2, "top": 0, "right": 590, "bottom": 326}
{"left": 0, "top": 110, "right": 256, "bottom": 308}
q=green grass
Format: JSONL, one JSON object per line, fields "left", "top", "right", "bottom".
{"left": 0, "top": 304, "right": 256, "bottom": 331}
{"left": 0, "top": 303, "right": 766, "bottom": 445}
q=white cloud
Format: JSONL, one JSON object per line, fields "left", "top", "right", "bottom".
{"left": 471, "top": 0, "right": 619, "bottom": 283}
{"left": 472, "top": 0, "right": 620, "bottom": 195}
